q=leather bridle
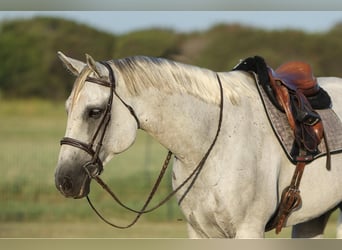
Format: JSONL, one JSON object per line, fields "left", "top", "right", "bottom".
{"left": 60, "top": 61, "right": 139, "bottom": 179}
{"left": 60, "top": 61, "right": 224, "bottom": 229}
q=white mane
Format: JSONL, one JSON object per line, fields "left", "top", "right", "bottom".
{"left": 112, "top": 56, "right": 256, "bottom": 106}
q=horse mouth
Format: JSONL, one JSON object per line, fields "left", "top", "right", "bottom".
{"left": 75, "top": 175, "right": 91, "bottom": 199}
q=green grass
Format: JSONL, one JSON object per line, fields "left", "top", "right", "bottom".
{"left": 0, "top": 221, "right": 188, "bottom": 238}
{"left": 0, "top": 99, "right": 339, "bottom": 238}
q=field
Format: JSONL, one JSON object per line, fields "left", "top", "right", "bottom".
{"left": 0, "top": 99, "right": 339, "bottom": 238}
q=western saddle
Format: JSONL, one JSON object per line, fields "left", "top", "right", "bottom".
{"left": 233, "top": 56, "right": 332, "bottom": 234}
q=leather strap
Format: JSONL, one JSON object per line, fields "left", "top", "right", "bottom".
{"left": 266, "top": 161, "right": 305, "bottom": 233}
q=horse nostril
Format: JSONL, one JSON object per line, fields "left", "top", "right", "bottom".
{"left": 61, "top": 176, "right": 73, "bottom": 194}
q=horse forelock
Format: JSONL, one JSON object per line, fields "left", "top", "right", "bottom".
{"left": 112, "top": 56, "right": 254, "bottom": 106}
{"left": 68, "top": 66, "right": 92, "bottom": 111}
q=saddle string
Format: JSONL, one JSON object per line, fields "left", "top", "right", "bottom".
{"left": 86, "top": 73, "right": 224, "bottom": 229}
{"left": 323, "top": 131, "right": 331, "bottom": 170}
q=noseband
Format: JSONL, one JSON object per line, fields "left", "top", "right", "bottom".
{"left": 60, "top": 61, "right": 139, "bottom": 178}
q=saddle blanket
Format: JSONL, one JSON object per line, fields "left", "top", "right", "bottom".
{"left": 253, "top": 73, "right": 342, "bottom": 164}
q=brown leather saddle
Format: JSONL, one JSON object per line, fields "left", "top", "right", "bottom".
{"left": 233, "top": 56, "right": 332, "bottom": 234}
{"left": 268, "top": 61, "right": 325, "bottom": 160}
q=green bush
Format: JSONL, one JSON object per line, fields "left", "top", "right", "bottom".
{"left": 0, "top": 17, "right": 341, "bottom": 100}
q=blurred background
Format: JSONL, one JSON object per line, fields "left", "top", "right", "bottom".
{"left": 0, "top": 11, "right": 342, "bottom": 238}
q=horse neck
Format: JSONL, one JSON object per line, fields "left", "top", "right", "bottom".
{"left": 113, "top": 59, "right": 258, "bottom": 166}
{"left": 132, "top": 87, "right": 221, "bottom": 165}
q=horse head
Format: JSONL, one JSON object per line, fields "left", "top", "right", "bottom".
{"left": 55, "top": 52, "right": 138, "bottom": 198}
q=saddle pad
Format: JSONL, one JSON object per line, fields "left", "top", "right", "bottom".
{"left": 252, "top": 73, "right": 342, "bottom": 164}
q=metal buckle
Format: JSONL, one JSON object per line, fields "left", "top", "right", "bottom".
{"left": 83, "top": 160, "right": 103, "bottom": 179}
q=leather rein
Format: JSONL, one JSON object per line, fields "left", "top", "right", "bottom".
{"left": 60, "top": 61, "right": 224, "bottom": 229}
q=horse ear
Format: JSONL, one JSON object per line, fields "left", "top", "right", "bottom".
{"left": 57, "top": 51, "right": 86, "bottom": 76}
{"left": 86, "top": 54, "right": 103, "bottom": 78}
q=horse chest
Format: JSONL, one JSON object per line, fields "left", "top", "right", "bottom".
{"left": 172, "top": 158, "right": 254, "bottom": 237}
{"left": 178, "top": 189, "right": 236, "bottom": 238}
{"left": 172, "top": 168, "right": 237, "bottom": 237}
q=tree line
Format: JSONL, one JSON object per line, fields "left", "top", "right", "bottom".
{"left": 0, "top": 17, "right": 341, "bottom": 99}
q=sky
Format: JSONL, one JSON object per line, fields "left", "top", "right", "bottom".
{"left": 0, "top": 11, "right": 341, "bottom": 35}
{"left": 1, "top": 0, "right": 342, "bottom": 11}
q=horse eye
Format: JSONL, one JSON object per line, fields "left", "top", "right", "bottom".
{"left": 88, "top": 108, "right": 103, "bottom": 119}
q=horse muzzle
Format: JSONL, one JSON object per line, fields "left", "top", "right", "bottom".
{"left": 56, "top": 137, "right": 105, "bottom": 199}
{"left": 55, "top": 161, "right": 98, "bottom": 199}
